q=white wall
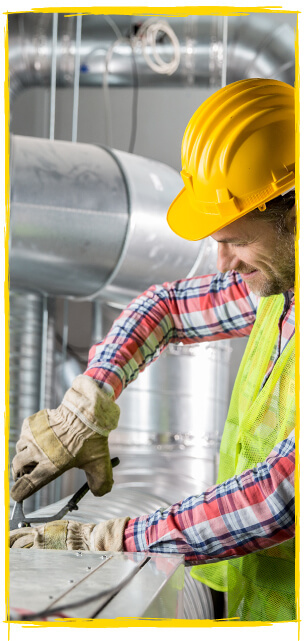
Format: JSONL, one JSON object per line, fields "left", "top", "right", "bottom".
{"left": 12, "top": 85, "right": 214, "bottom": 170}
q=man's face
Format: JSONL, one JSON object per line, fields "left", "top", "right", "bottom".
{"left": 211, "top": 208, "right": 296, "bottom": 296}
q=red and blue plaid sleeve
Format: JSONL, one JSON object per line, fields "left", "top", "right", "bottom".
{"left": 123, "top": 431, "right": 295, "bottom": 564}
{"left": 85, "top": 270, "right": 257, "bottom": 398}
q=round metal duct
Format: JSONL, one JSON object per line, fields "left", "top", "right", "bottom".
{"left": 8, "top": 13, "right": 295, "bottom": 106}
{"left": 9, "top": 135, "right": 129, "bottom": 298}
{"left": 7, "top": 14, "right": 223, "bottom": 101}
{"left": 9, "top": 290, "right": 56, "bottom": 512}
{"left": 9, "top": 290, "right": 55, "bottom": 448}
{"left": 9, "top": 134, "right": 217, "bottom": 304}
{"left": 115, "top": 341, "right": 231, "bottom": 450}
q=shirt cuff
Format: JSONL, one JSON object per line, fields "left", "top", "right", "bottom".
{"left": 123, "top": 516, "right": 149, "bottom": 553}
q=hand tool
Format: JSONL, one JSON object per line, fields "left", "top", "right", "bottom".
{"left": 9, "top": 456, "right": 120, "bottom": 530}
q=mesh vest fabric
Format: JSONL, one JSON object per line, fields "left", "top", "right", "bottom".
{"left": 191, "top": 294, "right": 295, "bottom": 621}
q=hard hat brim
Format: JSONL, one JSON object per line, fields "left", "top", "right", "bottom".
{"left": 167, "top": 187, "right": 228, "bottom": 241}
{"left": 167, "top": 178, "right": 295, "bottom": 241}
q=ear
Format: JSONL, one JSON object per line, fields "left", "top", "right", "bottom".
{"left": 286, "top": 205, "right": 296, "bottom": 234}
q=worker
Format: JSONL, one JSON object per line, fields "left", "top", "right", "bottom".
{"left": 10, "top": 78, "right": 296, "bottom": 622}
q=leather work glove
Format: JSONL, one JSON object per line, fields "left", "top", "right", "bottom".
{"left": 11, "top": 375, "right": 120, "bottom": 503}
{"left": 10, "top": 517, "right": 130, "bottom": 551}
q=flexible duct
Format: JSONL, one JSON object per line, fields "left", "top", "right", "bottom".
{"left": 8, "top": 12, "right": 295, "bottom": 107}
{"left": 9, "top": 134, "right": 218, "bottom": 303}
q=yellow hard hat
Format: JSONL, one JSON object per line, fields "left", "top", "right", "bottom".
{"left": 167, "top": 78, "right": 295, "bottom": 241}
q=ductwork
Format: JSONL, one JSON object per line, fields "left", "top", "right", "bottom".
{"left": 225, "top": 14, "right": 295, "bottom": 84}
{"left": 8, "top": 132, "right": 222, "bottom": 503}
{"left": 9, "top": 290, "right": 56, "bottom": 511}
{"left": 9, "top": 133, "right": 218, "bottom": 304}
{"left": 9, "top": 291, "right": 55, "bottom": 446}
{"left": 8, "top": 12, "right": 295, "bottom": 106}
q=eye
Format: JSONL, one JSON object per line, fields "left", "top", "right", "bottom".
{"left": 231, "top": 242, "right": 248, "bottom": 247}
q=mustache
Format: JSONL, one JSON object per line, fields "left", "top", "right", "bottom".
{"left": 235, "top": 264, "right": 257, "bottom": 274}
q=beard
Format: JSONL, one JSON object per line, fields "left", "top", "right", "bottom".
{"left": 238, "top": 231, "right": 295, "bottom": 297}
{"left": 256, "top": 266, "right": 295, "bottom": 297}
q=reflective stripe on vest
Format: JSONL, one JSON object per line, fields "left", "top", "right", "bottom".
{"left": 191, "top": 294, "right": 295, "bottom": 622}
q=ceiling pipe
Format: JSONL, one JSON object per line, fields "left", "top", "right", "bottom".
{"left": 8, "top": 13, "right": 295, "bottom": 107}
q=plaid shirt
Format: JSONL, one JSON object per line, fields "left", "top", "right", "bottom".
{"left": 85, "top": 270, "right": 295, "bottom": 563}
{"left": 124, "top": 432, "right": 295, "bottom": 563}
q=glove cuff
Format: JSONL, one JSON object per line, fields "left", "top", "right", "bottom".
{"left": 66, "top": 517, "right": 130, "bottom": 552}
{"left": 91, "top": 517, "right": 130, "bottom": 552}
{"left": 61, "top": 375, "right": 120, "bottom": 438}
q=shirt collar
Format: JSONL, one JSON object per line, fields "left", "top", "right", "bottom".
{"left": 284, "top": 289, "right": 295, "bottom": 308}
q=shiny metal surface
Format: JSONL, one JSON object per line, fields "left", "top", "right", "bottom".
{"left": 9, "top": 291, "right": 55, "bottom": 430}
{"left": 99, "top": 148, "right": 211, "bottom": 304}
{"left": 9, "top": 135, "right": 129, "bottom": 298}
{"left": 26, "top": 464, "right": 215, "bottom": 620}
{"left": 8, "top": 13, "right": 295, "bottom": 106}
{"left": 9, "top": 134, "right": 215, "bottom": 302}
{"left": 92, "top": 299, "right": 230, "bottom": 459}
{"left": 9, "top": 291, "right": 55, "bottom": 512}
{"left": 116, "top": 341, "right": 231, "bottom": 446}
{"left": 110, "top": 444, "right": 220, "bottom": 493}
{"left": 8, "top": 14, "right": 221, "bottom": 103}
{"left": 227, "top": 14, "right": 296, "bottom": 85}
{"left": 10, "top": 549, "right": 184, "bottom": 620}
{"left": 184, "top": 566, "right": 214, "bottom": 619}
{"left": 54, "top": 353, "right": 83, "bottom": 406}
{"left": 32, "top": 461, "right": 213, "bottom": 523}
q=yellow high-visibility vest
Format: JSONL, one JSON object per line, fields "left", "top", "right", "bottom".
{"left": 191, "top": 294, "right": 295, "bottom": 621}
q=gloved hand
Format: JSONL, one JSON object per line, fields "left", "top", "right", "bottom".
{"left": 10, "top": 516, "right": 130, "bottom": 551}
{"left": 11, "top": 375, "right": 120, "bottom": 503}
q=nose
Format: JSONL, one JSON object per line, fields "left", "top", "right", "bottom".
{"left": 217, "top": 244, "right": 240, "bottom": 272}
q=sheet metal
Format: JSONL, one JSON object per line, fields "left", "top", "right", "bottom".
{"left": 10, "top": 549, "right": 184, "bottom": 620}
{"left": 19, "top": 477, "right": 214, "bottom": 619}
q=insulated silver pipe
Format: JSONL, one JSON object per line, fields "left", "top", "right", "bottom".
{"left": 87, "top": 302, "right": 231, "bottom": 468}
{"left": 227, "top": 14, "right": 296, "bottom": 84}
{"left": 9, "top": 134, "right": 218, "bottom": 304}
{"left": 8, "top": 13, "right": 295, "bottom": 106}
{"left": 9, "top": 291, "right": 55, "bottom": 443}
{"left": 54, "top": 353, "right": 83, "bottom": 406}
{"left": 97, "top": 303, "right": 231, "bottom": 452}
{"left": 9, "top": 290, "right": 55, "bottom": 510}
{"left": 9, "top": 135, "right": 129, "bottom": 299}
{"left": 113, "top": 340, "right": 231, "bottom": 453}
{"left": 7, "top": 14, "right": 222, "bottom": 102}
